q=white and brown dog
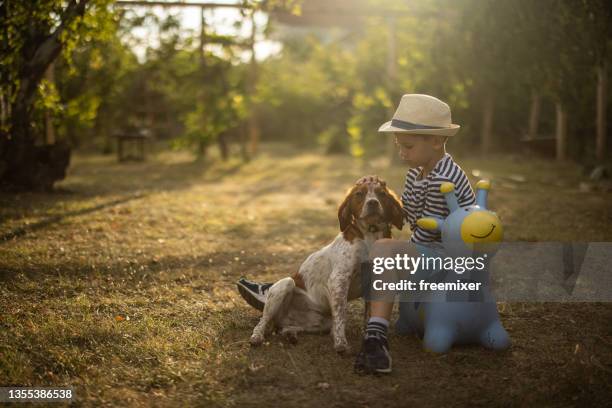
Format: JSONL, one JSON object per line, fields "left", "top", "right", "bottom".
{"left": 238, "top": 176, "right": 404, "bottom": 353}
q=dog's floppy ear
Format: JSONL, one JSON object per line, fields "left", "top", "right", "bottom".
{"left": 338, "top": 188, "right": 354, "bottom": 232}
{"left": 383, "top": 188, "right": 405, "bottom": 231}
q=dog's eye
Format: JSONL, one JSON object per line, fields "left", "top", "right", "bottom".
{"left": 355, "top": 191, "right": 365, "bottom": 198}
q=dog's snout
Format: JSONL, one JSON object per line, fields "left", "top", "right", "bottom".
{"left": 366, "top": 199, "right": 379, "bottom": 209}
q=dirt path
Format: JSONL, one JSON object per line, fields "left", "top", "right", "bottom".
{"left": 1, "top": 145, "right": 611, "bottom": 406}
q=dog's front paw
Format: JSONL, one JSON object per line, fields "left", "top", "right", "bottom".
{"left": 334, "top": 339, "right": 350, "bottom": 354}
{"left": 250, "top": 332, "right": 264, "bottom": 346}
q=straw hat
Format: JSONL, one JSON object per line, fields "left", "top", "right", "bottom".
{"left": 378, "top": 94, "right": 460, "bottom": 136}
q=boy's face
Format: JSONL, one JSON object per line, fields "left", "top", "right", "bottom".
{"left": 394, "top": 133, "right": 444, "bottom": 167}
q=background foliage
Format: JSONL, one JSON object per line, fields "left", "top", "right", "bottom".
{"left": 2, "top": 0, "right": 610, "bottom": 164}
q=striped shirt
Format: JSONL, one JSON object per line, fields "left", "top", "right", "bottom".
{"left": 401, "top": 153, "right": 475, "bottom": 243}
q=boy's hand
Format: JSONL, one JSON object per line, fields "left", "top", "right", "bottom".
{"left": 356, "top": 175, "right": 385, "bottom": 186}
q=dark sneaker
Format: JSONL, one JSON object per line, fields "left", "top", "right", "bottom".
{"left": 237, "top": 277, "right": 273, "bottom": 312}
{"left": 354, "top": 335, "right": 392, "bottom": 374}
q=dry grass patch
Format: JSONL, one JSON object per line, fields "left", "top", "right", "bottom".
{"left": 1, "top": 144, "right": 610, "bottom": 406}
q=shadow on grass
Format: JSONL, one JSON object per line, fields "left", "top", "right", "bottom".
{"left": 0, "top": 193, "right": 147, "bottom": 243}
{"left": 0, "top": 245, "right": 280, "bottom": 283}
{"left": 62, "top": 153, "right": 247, "bottom": 196}
{"left": 0, "top": 153, "right": 249, "bottom": 244}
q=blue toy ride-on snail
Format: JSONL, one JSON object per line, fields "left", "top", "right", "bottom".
{"left": 396, "top": 180, "right": 511, "bottom": 353}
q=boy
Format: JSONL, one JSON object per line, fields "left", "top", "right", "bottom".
{"left": 354, "top": 94, "right": 475, "bottom": 374}
{"left": 238, "top": 94, "right": 474, "bottom": 373}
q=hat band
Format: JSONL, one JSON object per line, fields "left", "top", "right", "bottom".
{"left": 391, "top": 118, "right": 444, "bottom": 130}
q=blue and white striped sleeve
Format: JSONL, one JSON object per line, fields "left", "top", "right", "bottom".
{"left": 431, "top": 167, "right": 475, "bottom": 208}
{"left": 451, "top": 170, "right": 475, "bottom": 207}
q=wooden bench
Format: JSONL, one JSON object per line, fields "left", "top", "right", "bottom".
{"left": 520, "top": 134, "right": 556, "bottom": 157}
{"left": 115, "top": 130, "right": 151, "bottom": 162}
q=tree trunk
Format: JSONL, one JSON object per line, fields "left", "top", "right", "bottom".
{"left": 480, "top": 95, "right": 495, "bottom": 155}
{"left": 198, "top": 139, "right": 208, "bottom": 160}
{"left": 102, "top": 115, "right": 113, "bottom": 154}
{"left": 555, "top": 102, "right": 568, "bottom": 161}
{"left": 527, "top": 91, "right": 541, "bottom": 140}
{"left": 1, "top": 0, "right": 88, "bottom": 190}
{"left": 44, "top": 62, "right": 56, "bottom": 145}
{"left": 247, "top": 11, "right": 259, "bottom": 157}
{"left": 200, "top": 6, "right": 206, "bottom": 65}
{"left": 386, "top": 16, "right": 400, "bottom": 165}
{"left": 248, "top": 114, "right": 259, "bottom": 157}
{"left": 12, "top": 0, "right": 88, "bottom": 130}
{"left": 218, "top": 133, "right": 228, "bottom": 161}
{"left": 240, "top": 122, "right": 250, "bottom": 162}
{"left": 596, "top": 62, "right": 607, "bottom": 162}
{"left": 386, "top": 16, "right": 397, "bottom": 81}
{"left": 0, "top": 91, "right": 7, "bottom": 130}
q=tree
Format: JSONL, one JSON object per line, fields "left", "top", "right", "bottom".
{"left": 0, "top": 0, "right": 111, "bottom": 190}
{"left": 577, "top": 0, "right": 612, "bottom": 163}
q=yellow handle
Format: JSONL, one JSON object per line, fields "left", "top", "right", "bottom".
{"left": 417, "top": 218, "right": 439, "bottom": 230}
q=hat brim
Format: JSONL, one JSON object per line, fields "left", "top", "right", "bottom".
{"left": 378, "top": 121, "right": 460, "bottom": 137}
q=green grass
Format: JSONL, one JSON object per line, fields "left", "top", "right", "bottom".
{"left": 0, "top": 144, "right": 611, "bottom": 406}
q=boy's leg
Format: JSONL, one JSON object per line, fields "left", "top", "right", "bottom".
{"left": 237, "top": 277, "right": 274, "bottom": 311}
{"left": 356, "top": 239, "right": 418, "bottom": 374}
{"left": 369, "top": 301, "right": 394, "bottom": 322}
